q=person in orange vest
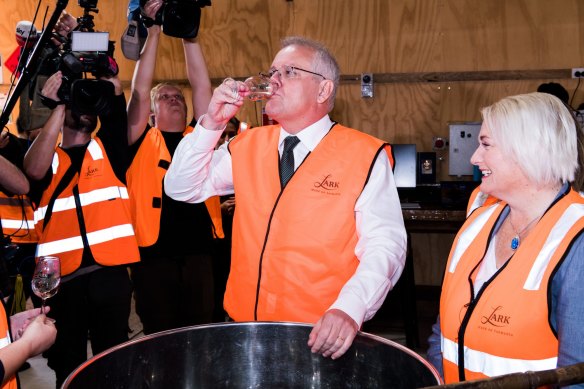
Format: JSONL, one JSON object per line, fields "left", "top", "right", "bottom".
{"left": 0, "top": 154, "right": 56, "bottom": 389}
{"left": 426, "top": 92, "right": 584, "bottom": 385}
{"left": 0, "top": 132, "right": 38, "bottom": 314}
{"left": 23, "top": 68, "right": 140, "bottom": 387}
{"left": 165, "top": 36, "right": 407, "bottom": 359}
{"left": 125, "top": 0, "right": 220, "bottom": 334}
{"left": 0, "top": 102, "right": 47, "bottom": 319}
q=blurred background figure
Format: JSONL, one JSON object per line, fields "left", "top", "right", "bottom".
{"left": 537, "top": 82, "right": 570, "bottom": 105}
{"left": 126, "top": 0, "right": 220, "bottom": 335}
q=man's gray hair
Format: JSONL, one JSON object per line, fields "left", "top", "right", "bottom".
{"left": 281, "top": 36, "right": 340, "bottom": 111}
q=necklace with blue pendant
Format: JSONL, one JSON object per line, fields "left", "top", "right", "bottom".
{"left": 509, "top": 214, "right": 541, "bottom": 251}
{"left": 510, "top": 235, "right": 520, "bottom": 250}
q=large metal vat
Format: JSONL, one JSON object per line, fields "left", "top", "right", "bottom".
{"left": 63, "top": 322, "right": 442, "bottom": 388}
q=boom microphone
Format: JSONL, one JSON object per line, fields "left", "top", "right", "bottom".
{"left": 10, "top": 21, "right": 40, "bottom": 75}
{"left": 16, "top": 21, "right": 39, "bottom": 48}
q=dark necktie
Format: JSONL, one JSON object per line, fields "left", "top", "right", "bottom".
{"left": 280, "top": 136, "right": 300, "bottom": 187}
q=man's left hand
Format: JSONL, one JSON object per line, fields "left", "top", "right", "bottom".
{"left": 307, "top": 308, "right": 359, "bottom": 359}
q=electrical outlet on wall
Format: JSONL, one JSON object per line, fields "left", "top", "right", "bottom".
{"left": 572, "top": 68, "right": 584, "bottom": 78}
{"left": 361, "top": 73, "right": 373, "bottom": 98}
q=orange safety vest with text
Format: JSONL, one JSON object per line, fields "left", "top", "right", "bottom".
{"left": 34, "top": 139, "right": 140, "bottom": 276}
{"left": 126, "top": 126, "right": 223, "bottom": 247}
{"left": 0, "top": 193, "right": 38, "bottom": 244}
{"left": 0, "top": 301, "right": 17, "bottom": 389}
{"left": 224, "top": 123, "right": 388, "bottom": 322}
{"left": 440, "top": 189, "right": 584, "bottom": 383}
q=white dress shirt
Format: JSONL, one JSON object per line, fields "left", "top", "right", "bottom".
{"left": 165, "top": 115, "right": 407, "bottom": 326}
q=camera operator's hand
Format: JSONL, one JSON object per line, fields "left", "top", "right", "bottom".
{"left": 40, "top": 71, "right": 63, "bottom": 103}
{"left": 51, "top": 11, "right": 78, "bottom": 47}
{"left": 143, "top": 0, "right": 164, "bottom": 20}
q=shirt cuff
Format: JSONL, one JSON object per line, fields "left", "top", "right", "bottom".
{"left": 190, "top": 115, "right": 225, "bottom": 151}
{"left": 329, "top": 292, "right": 367, "bottom": 328}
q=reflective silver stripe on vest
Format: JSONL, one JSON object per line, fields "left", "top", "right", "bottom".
{"left": 0, "top": 218, "right": 35, "bottom": 229}
{"left": 51, "top": 152, "right": 59, "bottom": 174}
{"left": 35, "top": 186, "right": 130, "bottom": 223}
{"left": 51, "top": 139, "right": 102, "bottom": 174}
{"left": 467, "top": 191, "right": 490, "bottom": 217}
{"left": 0, "top": 331, "right": 10, "bottom": 349}
{"left": 87, "top": 139, "right": 103, "bottom": 160}
{"left": 36, "top": 223, "right": 135, "bottom": 256}
{"left": 523, "top": 203, "right": 584, "bottom": 290}
{"left": 442, "top": 336, "right": 557, "bottom": 377}
{"left": 448, "top": 205, "right": 498, "bottom": 274}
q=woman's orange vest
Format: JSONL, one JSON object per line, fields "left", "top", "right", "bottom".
{"left": 440, "top": 189, "right": 584, "bottom": 383}
{"left": 0, "top": 193, "right": 38, "bottom": 244}
{"left": 126, "top": 126, "right": 223, "bottom": 247}
{"left": 0, "top": 301, "right": 17, "bottom": 389}
{"left": 466, "top": 186, "right": 499, "bottom": 217}
{"left": 34, "top": 139, "right": 140, "bottom": 276}
{"left": 224, "top": 124, "right": 387, "bottom": 322}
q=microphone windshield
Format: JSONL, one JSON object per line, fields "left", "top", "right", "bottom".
{"left": 16, "top": 21, "right": 39, "bottom": 48}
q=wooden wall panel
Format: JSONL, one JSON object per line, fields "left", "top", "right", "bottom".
{"left": 2, "top": 0, "right": 582, "bottom": 285}
{"left": 2, "top": 0, "right": 582, "bottom": 171}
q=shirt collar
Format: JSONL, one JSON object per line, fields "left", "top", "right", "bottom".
{"left": 279, "top": 115, "right": 333, "bottom": 152}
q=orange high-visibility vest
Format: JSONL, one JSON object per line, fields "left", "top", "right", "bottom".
{"left": 224, "top": 123, "right": 388, "bottom": 322}
{"left": 34, "top": 139, "right": 140, "bottom": 276}
{"left": 466, "top": 186, "right": 499, "bottom": 217}
{"left": 0, "top": 192, "right": 38, "bottom": 243}
{"left": 440, "top": 189, "right": 584, "bottom": 383}
{"left": 0, "top": 301, "right": 17, "bottom": 389}
{"left": 126, "top": 126, "right": 223, "bottom": 247}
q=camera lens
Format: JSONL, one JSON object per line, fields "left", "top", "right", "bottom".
{"left": 362, "top": 75, "right": 371, "bottom": 84}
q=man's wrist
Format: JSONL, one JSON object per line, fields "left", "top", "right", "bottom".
{"left": 200, "top": 115, "right": 227, "bottom": 132}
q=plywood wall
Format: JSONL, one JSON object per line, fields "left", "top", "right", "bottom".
{"left": 2, "top": 0, "right": 583, "bottom": 182}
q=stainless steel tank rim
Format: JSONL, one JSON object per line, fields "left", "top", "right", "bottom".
{"left": 65, "top": 321, "right": 442, "bottom": 387}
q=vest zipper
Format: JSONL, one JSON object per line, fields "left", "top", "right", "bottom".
{"left": 457, "top": 249, "right": 511, "bottom": 381}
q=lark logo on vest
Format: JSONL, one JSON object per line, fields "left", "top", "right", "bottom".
{"left": 311, "top": 174, "right": 341, "bottom": 196}
{"left": 84, "top": 164, "right": 102, "bottom": 179}
{"left": 480, "top": 306, "right": 511, "bottom": 327}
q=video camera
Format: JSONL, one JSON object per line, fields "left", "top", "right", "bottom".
{"left": 46, "top": 0, "right": 118, "bottom": 115}
{"left": 140, "top": 0, "right": 211, "bottom": 39}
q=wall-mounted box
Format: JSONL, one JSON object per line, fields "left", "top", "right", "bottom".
{"left": 448, "top": 122, "right": 481, "bottom": 176}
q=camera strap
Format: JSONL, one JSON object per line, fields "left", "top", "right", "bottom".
{"left": 38, "top": 93, "right": 65, "bottom": 110}
{"left": 42, "top": 163, "right": 78, "bottom": 229}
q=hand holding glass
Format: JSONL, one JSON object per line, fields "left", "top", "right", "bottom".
{"left": 244, "top": 75, "right": 277, "bottom": 101}
{"left": 31, "top": 256, "right": 61, "bottom": 315}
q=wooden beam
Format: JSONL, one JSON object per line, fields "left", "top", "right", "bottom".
{"left": 339, "top": 69, "right": 572, "bottom": 84}
{"left": 119, "top": 69, "right": 573, "bottom": 89}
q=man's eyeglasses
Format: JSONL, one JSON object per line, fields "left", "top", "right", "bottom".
{"left": 262, "top": 65, "right": 326, "bottom": 80}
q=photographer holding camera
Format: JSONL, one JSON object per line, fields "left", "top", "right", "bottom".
{"left": 23, "top": 29, "right": 140, "bottom": 386}
{"left": 125, "top": 0, "right": 220, "bottom": 334}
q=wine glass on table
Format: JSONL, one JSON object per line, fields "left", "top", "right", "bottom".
{"left": 31, "top": 256, "right": 61, "bottom": 318}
